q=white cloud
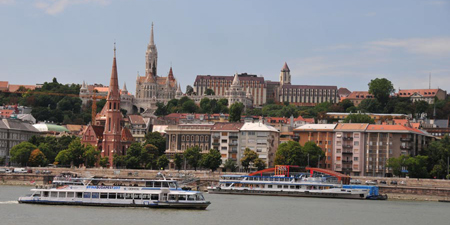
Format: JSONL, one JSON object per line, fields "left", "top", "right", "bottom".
{"left": 369, "top": 37, "right": 450, "bottom": 56}
{"left": 34, "top": 0, "right": 110, "bottom": 15}
{"left": 0, "top": 0, "right": 15, "bottom": 5}
{"left": 427, "top": 1, "right": 448, "bottom": 6}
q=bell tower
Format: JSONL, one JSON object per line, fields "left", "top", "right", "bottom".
{"left": 145, "top": 22, "right": 158, "bottom": 78}
{"left": 280, "top": 62, "right": 291, "bottom": 86}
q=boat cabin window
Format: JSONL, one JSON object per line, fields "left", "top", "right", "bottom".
{"left": 109, "top": 193, "right": 117, "bottom": 199}
{"left": 92, "top": 192, "right": 100, "bottom": 199}
{"left": 125, "top": 193, "right": 133, "bottom": 199}
{"left": 100, "top": 193, "right": 108, "bottom": 199}
{"left": 146, "top": 182, "right": 154, "bottom": 187}
{"left": 178, "top": 195, "right": 186, "bottom": 201}
{"left": 142, "top": 194, "right": 150, "bottom": 200}
{"left": 43, "top": 191, "right": 49, "bottom": 197}
{"left": 283, "top": 185, "right": 288, "bottom": 189}
{"left": 32, "top": 193, "right": 40, "bottom": 197}
{"left": 134, "top": 193, "right": 142, "bottom": 200}
{"left": 162, "top": 182, "right": 169, "bottom": 188}
{"left": 154, "top": 182, "right": 161, "bottom": 188}
{"left": 67, "top": 192, "right": 74, "bottom": 198}
{"left": 76, "top": 192, "right": 82, "bottom": 198}
{"left": 51, "top": 192, "right": 57, "bottom": 198}
{"left": 59, "top": 192, "right": 66, "bottom": 198}
{"left": 169, "top": 182, "right": 176, "bottom": 188}
{"left": 196, "top": 194, "right": 204, "bottom": 201}
{"left": 150, "top": 194, "right": 158, "bottom": 200}
{"left": 83, "top": 192, "right": 91, "bottom": 198}
{"left": 277, "top": 185, "right": 282, "bottom": 188}
{"left": 168, "top": 195, "right": 176, "bottom": 200}
{"left": 268, "top": 185, "right": 272, "bottom": 188}
{"left": 117, "top": 193, "right": 125, "bottom": 199}
{"left": 187, "top": 195, "right": 195, "bottom": 201}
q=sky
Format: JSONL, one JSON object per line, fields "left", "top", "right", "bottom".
{"left": 1, "top": 0, "right": 450, "bottom": 94}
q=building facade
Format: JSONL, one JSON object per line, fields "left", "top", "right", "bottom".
{"left": 293, "top": 124, "right": 337, "bottom": 170}
{"left": 211, "top": 123, "right": 243, "bottom": 168}
{"left": 239, "top": 122, "right": 279, "bottom": 168}
{"left": 0, "top": 119, "right": 40, "bottom": 165}
{"left": 193, "top": 63, "right": 338, "bottom": 107}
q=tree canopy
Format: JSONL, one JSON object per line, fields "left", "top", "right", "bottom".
{"left": 368, "top": 78, "right": 395, "bottom": 106}
{"left": 10, "top": 142, "right": 37, "bottom": 166}
{"left": 343, "top": 113, "right": 375, "bottom": 124}
{"left": 229, "top": 102, "right": 244, "bottom": 122}
{"left": 184, "top": 146, "right": 202, "bottom": 171}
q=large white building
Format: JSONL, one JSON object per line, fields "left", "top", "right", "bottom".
{"left": 239, "top": 122, "right": 279, "bottom": 168}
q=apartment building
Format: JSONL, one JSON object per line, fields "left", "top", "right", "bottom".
{"left": 210, "top": 123, "right": 244, "bottom": 167}
{"left": 293, "top": 124, "right": 337, "bottom": 169}
{"left": 334, "top": 123, "right": 369, "bottom": 176}
{"left": 239, "top": 122, "right": 279, "bottom": 168}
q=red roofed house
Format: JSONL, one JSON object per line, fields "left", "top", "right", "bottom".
{"left": 345, "top": 91, "right": 374, "bottom": 106}
{"left": 396, "top": 88, "right": 446, "bottom": 104}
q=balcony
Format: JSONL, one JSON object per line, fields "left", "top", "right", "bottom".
{"left": 342, "top": 160, "right": 353, "bottom": 163}
{"left": 343, "top": 145, "right": 353, "bottom": 149}
{"left": 400, "top": 137, "right": 412, "bottom": 142}
{"left": 342, "top": 150, "right": 353, "bottom": 154}
{"left": 212, "top": 134, "right": 220, "bottom": 139}
{"left": 229, "top": 142, "right": 238, "bottom": 146}
{"left": 229, "top": 150, "right": 237, "bottom": 153}
{"left": 342, "top": 168, "right": 352, "bottom": 171}
{"left": 400, "top": 146, "right": 412, "bottom": 150}
{"left": 212, "top": 142, "right": 220, "bottom": 146}
{"left": 229, "top": 134, "right": 239, "bottom": 139}
{"left": 343, "top": 137, "right": 353, "bottom": 141}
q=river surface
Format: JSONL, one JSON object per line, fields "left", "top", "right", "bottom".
{"left": 1, "top": 185, "right": 449, "bottom": 225}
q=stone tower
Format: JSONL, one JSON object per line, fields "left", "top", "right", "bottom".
{"left": 145, "top": 22, "right": 158, "bottom": 78}
{"left": 280, "top": 62, "right": 291, "bottom": 85}
{"left": 102, "top": 45, "right": 123, "bottom": 167}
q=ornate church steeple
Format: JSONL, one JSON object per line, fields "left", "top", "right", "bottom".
{"left": 145, "top": 22, "right": 158, "bottom": 78}
{"left": 280, "top": 62, "right": 291, "bottom": 85}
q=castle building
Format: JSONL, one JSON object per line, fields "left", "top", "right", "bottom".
{"left": 193, "top": 63, "right": 339, "bottom": 107}
{"left": 225, "top": 73, "right": 253, "bottom": 109}
{"left": 134, "top": 23, "right": 178, "bottom": 114}
{"left": 81, "top": 46, "right": 134, "bottom": 167}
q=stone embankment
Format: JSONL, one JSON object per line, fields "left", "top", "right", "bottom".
{"left": 2, "top": 167, "right": 450, "bottom": 201}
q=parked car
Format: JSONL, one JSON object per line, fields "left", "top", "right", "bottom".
{"left": 350, "top": 179, "right": 362, "bottom": 184}
{"left": 27, "top": 169, "right": 33, "bottom": 173}
{"left": 379, "top": 180, "right": 387, "bottom": 185}
{"left": 0, "top": 168, "right": 6, "bottom": 173}
{"left": 35, "top": 170, "right": 40, "bottom": 174}
{"left": 41, "top": 170, "right": 52, "bottom": 174}
{"left": 13, "top": 168, "right": 27, "bottom": 173}
{"left": 399, "top": 181, "right": 407, "bottom": 186}
{"left": 390, "top": 180, "right": 398, "bottom": 185}
{"left": 365, "top": 180, "right": 378, "bottom": 185}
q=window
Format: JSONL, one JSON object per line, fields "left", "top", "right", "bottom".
{"left": 59, "top": 192, "right": 66, "bottom": 198}
{"left": 142, "top": 194, "right": 150, "bottom": 200}
{"left": 354, "top": 157, "right": 359, "bottom": 161}
{"left": 67, "top": 192, "right": 74, "bottom": 198}
{"left": 92, "top": 192, "right": 100, "bottom": 199}
{"left": 83, "top": 192, "right": 91, "bottom": 198}
{"left": 354, "top": 141, "right": 359, "bottom": 145}
{"left": 100, "top": 193, "right": 108, "bottom": 199}
{"left": 186, "top": 136, "right": 190, "bottom": 141}
{"left": 108, "top": 193, "right": 117, "bottom": 199}
{"left": 336, "top": 149, "right": 341, "bottom": 153}
{"left": 76, "top": 192, "right": 83, "bottom": 198}
{"left": 151, "top": 194, "right": 159, "bottom": 200}
{"left": 182, "top": 135, "right": 185, "bottom": 141}
{"left": 337, "top": 141, "right": 341, "bottom": 146}
{"left": 134, "top": 193, "right": 142, "bottom": 200}
{"left": 117, "top": 193, "right": 125, "bottom": 199}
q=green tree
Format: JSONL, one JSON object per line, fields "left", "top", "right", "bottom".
{"left": 55, "top": 150, "right": 71, "bottom": 166}
{"left": 339, "top": 99, "right": 355, "bottom": 112}
{"left": 174, "top": 153, "right": 184, "bottom": 171}
{"left": 156, "top": 155, "right": 169, "bottom": 170}
{"left": 10, "top": 142, "right": 37, "bottom": 166}
{"left": 414, "top": 100, "right": 429, "bottom": 115}
{"left": 200, "top": 98, "right": 212, "bottom": 114}
{"left": 141, "top": 144, "right": 158, "bottom": 169}
{"left": 184, "top": 146, "right": 202, "bottom": 171}
{"left": 204, "top": 89, "right": 215, "bottom": 95}
{"left": 83, "top": 145, "right": 100, "bottom": 168}
{"left": 155, "top": 102, "right": 168, "bottom": 116}
{"left": 387, "top": 155, "right": 409, "bottom": 177}
{"left": 200, "top": 149, "right": 222, "bottom": 172}
{"left": 126, "top": 142, "right": 143, "bottom": 169}
{"left": 274, "top": 141, "right": 303, "bottom": 166}
{"left": 144, "top": 132, "right": 166, "bottom": 156}
{"left": 28, "top": 149, "right": 47, "bottom": 167}
{"left": 99, "top": 157, "right": 109, "bottom": 168}
{"left": 358, "top": 99, "right": 383, "bottom": 113}
{"left": 181, "top": 99, "right": 198, "bottom": 113}
{"left": 406, "top": 155, "right": 429, "bottom": 178}
{"left": 65, "top": 138, "right": 86, "bottom": 167}
{"left": 229, "top": 102, "right": 244, "bottom": 122}
{"left": 368, "top": 78, "right": 394, "bottom": 106}
{"left": 113, "top": 154, "right": 126, "bottom": 168}
{"left": 224, "top": 159, "right": 237, "bottom": 172}
{"left": 343, "top": 113, "right": 375, "bottom": 124}
{"left": 241, "top": 148, "right": 258, "bottom": 172}
{"left": 302, "top": 141, "right": 325, "bottom": 167}
{"left": 186, "top": 85, "right": 194, "bottom": 95}
{"left": 253, "top": 158, "right": 266, "bottom": 171}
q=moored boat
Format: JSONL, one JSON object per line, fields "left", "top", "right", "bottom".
{"left": 18, "top": 173, "right": 210, "bottom": 209}
{"left": 208, "top": 166, "right": 370, "bottom": 200}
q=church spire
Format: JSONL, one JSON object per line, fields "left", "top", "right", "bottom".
{"left": 150, "top": 22, "right": 155, "bottom": 46}
{"left": 232, "top": 72, "right": 240, "bottom": 86}
{"left": 122, "top": 82, "right": 128, "bottom": 94}
{"left": 168, "top": 66, "right": 174, "bottom": 81}
{"left": 107, "top": 43, "right": 120, "bottom": 100}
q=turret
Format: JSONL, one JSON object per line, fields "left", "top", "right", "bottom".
{"left": 280, "top": 62, "right": 291, "bottom": 85}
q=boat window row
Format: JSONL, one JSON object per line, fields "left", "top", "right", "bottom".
{"left": 145, "top": 181, "right": 177, "bottom": 188}
{"left": 42, "top": 191, "right": 160, "bottom": 200}
{"left": 223, "top": 183, "right": 331, "bottom": 190}
{"left": 167, "top": 194, "right": 204, "bottom": 201}
{"left": 222, "top": 176, "right": 294, "bottom": 182}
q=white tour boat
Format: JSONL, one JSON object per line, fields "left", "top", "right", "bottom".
{"left": 208, "top": 166, "right": 370, "bottom": 199}
{"left": 18, "top": 173, "right": 210, "bottom": 209}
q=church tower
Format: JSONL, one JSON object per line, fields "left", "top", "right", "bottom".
{"left": 280, "top": 62, "right": 291, "bottom": 85}
{"left": 102, "top": 44, "right": 123, "bottom": 167}
{"left": 145, "top": 22, "right": 158, "bottom": 78}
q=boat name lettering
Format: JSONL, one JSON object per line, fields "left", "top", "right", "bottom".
{"left": 86, "top": 186, "right": 120, "bottom": 190}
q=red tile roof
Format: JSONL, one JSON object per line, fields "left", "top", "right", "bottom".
{"left": 8, "top": 84, "right": 37, "bottom": 92}
{"left": 397, "top": 89, "right": 439, "bottom": 97}
{"left": 121, "top": 127, "right": 134, "bottom": 141}
{"left": 128, "top": 115, "right": 145, "bottom": 125}
{"left": 346, "top": 91, "right": 373, "bottom": 99}
{"left": 211, "top": 122, "right": 244, "bottom": 131}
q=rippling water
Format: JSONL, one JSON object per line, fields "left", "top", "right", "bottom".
{"left": 1, "top": 186, "right": 449, "bottom": 225}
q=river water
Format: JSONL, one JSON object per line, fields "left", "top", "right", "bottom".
{"left": 1, "top": 185, "right": 449, "bottom": 225}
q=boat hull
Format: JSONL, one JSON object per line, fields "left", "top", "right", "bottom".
{"left": 208, "top": 189, "right": 367, "bottom": 199}
{"left": 18, "top": 199, "right": 210, "bottom": 210}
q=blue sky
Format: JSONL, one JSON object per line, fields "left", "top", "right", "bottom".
{"left": 1, "top": 0, "right": 450, "bottom": 94}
